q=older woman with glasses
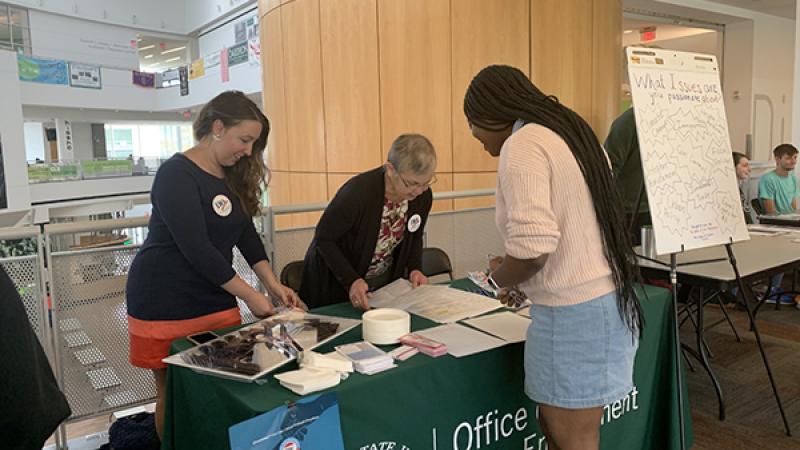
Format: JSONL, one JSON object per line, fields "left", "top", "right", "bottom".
{"left": 299, "top": 134, "right": 437, "bottom": 309}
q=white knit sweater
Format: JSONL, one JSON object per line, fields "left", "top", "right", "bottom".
{"left": 495, "top": 123, "right": 615, "bottom": 307}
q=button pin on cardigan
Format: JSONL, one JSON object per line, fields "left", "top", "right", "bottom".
{"left": 408, "top": 214, "right": 421, "bottom": 232}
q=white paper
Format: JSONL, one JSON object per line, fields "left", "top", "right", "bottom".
{"left": 370, "top": 282, "right": 503, "bottom": 323}
{"left": 415, "top": 323, "right": 505, "bottom": 357}
{"left": 627, "top": 47, "right": 749, "bottom": 254}
{"left": 462, "top": 312, "right": 531, "bottom": 343}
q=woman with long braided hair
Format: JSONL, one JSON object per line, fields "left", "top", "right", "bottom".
{"left": 465, "top": 65, "right": 643, "bottom": 450}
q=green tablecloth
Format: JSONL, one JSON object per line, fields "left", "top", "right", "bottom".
{"left": 163, "top": 283, "right": 692, "bottom": 449}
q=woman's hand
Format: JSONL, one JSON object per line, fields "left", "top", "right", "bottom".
{"left": 349, "top": 278, "right": 371, "bottom": 310}
{"left": 409, "top": 270, "right": 428, "bottom": 288}
{"left": 271, "top": 284, "right": 307, "bottom": 310}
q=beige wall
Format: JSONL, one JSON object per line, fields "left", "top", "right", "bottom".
{"left": 260, "top": 0, "right": 622, "bottom": 228}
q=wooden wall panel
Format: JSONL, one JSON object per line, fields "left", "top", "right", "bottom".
{"left": 378, "top": 0, "right": 452, "bottom": 172}
{"left": 327, "top": 173, "right": 358, "bottom": 200}
{"left": 591, "top": 0, "right": 622, "bottom": 139}
{"left": 451, "top": 0, "right": 529, "bottom": 173}
{"left": 282, "top": 0, "right": 326, "bottom": 172}
{"left": 262, "top": 9, "right": 289, "bottom": 171}
{"left": 260, "top": 0, "right": 281, "bottom": 15}
{"left": 431, "top": 173, "right": 453, "bottom": 212}
{"left": 320, "top": 0, "right": 382, "bottom": 173}
{"left": 288, "top": 173, "right": 327, "bottom": 228}
{"left": 453, "top": 172, "right": 497, "bottom": 209}
{"left": 531, "top": 0, "right": 593, "bottom": 121}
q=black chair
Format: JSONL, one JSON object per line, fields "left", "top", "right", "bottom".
{"left": 751, "top": 198, "right": 765, "bottom": 216}
{"left": 421, "top": 247, "right": 453, "bottom": 280}
{"left": 279, "top": 260, "right": 304, "bottom": 292}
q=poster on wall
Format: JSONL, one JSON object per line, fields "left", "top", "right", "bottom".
{"left": 69, "top": 63, "right": 101, "bottom": 89}
{"left": 228, "top": 42, "right": 248, "bottom": 66}
{"left": 247, "top": 39, "right": 260, "bottom": 67}
{"left": 189, "top": 59, "right": 205, "bottom": 80}
{"left": 246, "top": 15, "right": 259, "bottom": 40}
{"left": 17, "top": 55, "right": 69, "bottom": 85}
{"left": 179, "top": 66, "right": 189, "bottom": 96}
{"left": 235, "top": 21, "right": 247, "bottom": 43}
{"left": 132, "top": 70, "right": 155, "bottom": 88}
{"left": 205, "top": 51, "right": 221, "bottom": 70}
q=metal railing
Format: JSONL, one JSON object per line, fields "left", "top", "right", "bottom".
{"left": 0, "top": 187, "right": 501, "bottom": 449}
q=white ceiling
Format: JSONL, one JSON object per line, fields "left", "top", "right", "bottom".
{"left": 137, "top": 36, "right": 190, "bottom": 72}
{"left": 623, "top": 0, "right": 793, "bottom": 23}
{"left": 706, "top": 0, "right": 795, "bottom": 19}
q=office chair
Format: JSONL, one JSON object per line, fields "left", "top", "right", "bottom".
{"left": 279, "top": 260, "right": 305, "bottom": 292}
{"left": 421, "top": 247, "right": 453, "bottom": 280}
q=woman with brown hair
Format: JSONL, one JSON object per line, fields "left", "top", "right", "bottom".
{"left": 125, "top": 91, "right": 299, "bottom": 437}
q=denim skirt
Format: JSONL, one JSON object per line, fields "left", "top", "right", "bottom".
{"left": 524, "top": 290, "right": 638, "bottom": 409}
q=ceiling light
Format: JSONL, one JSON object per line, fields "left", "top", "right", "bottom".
{"left": 164, "top": 56, "right": 181, "bottom": 63}
{"left": 161, "top": 46, "right": 186, "bottom": 55}
{"left": 623, "top": 30, "right": 633, "bottom": 34}
{"left": 139, "top": 44, "right": 155, "bottom": 51}
{"left": 143, "top": 54, "right": 153, "bottom": 59}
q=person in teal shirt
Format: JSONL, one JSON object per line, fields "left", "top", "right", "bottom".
{"left": 759, "top": 143, "right": 799, "bottom": 215}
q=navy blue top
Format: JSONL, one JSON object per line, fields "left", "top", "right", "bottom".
{"left": 126, "top": 154, "right": 268, "bottom": 321}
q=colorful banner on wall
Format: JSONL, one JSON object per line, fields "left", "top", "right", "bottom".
{"left": 189, "top": 59, "right": 205, "bottom": 80}
{"left": 220, "top": 47, "right": 230, "bottom": 83}
{"left": 69, "top": 63, "right": 101, "bottom": 89}
{"left": 132, "top": 70, "right": 155, "bottom": 88}
{"left": 228, "top": 41, "right": 248, "bottom": 67}
{"left": 17, "top": 55, "right": 69, "bottom": 85}
{"left": 247, "top": 39, "right": 260, "bottom": 67}
{"left": 179, "top": 66, "right": 189, "bottom": 96}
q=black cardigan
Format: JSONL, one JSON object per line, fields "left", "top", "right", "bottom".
{"left": 299, "top": 167, "right": 433, "bottom": 308}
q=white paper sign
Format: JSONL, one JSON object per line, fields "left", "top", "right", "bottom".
{"left": 626, "top": 47, "right": 749, "bottom": 254}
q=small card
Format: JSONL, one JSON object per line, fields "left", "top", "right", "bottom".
{"left": 388, "top": 345, "right": 419, "bottom": 361}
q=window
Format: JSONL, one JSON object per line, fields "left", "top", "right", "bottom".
{"left": 0, "top": 4, "right": 30, "bottom": 54}
{"left": 104, "top": 124, "right": 194, "bottom": 160}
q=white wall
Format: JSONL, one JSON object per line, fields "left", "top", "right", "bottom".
{"left": 30, "top": 10, "right": 150, "bottom": 69}
{"left": 186, "top": 0, "right": 256, "bottom": 34}
{"left": 723, "top": 20, "right": 755, "bottom": 155}
{"left": 0, "top": 50, "right": 32, "bottom": 213}
{"left": 70, "top": 122, "right": 94, "bottom": 161}
{"left": 5, "top": 0, "right": 186, "bottom": 34}
{"left": 23, "top": 122, "right": 46, "bottom": 162}
{"left": 751, "top": 14, "right": 795, "bottom": 159}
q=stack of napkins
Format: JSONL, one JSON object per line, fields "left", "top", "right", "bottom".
{"left": 273, "top": 350, "right": 352, "bottom": 395}
{"left": 335, "top": 342, "right": 396, "bottom": 375}
{"left": 399, "top": 333, "right": 448, "bottom": 357}
{"left": 274, "top": 366, "right": 341, "bottom": 395}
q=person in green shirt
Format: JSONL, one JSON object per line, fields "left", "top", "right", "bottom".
{"left": 758, "top": 143, "right": 799, "bottom": 215}
{"left": 604, "top": 108, "right": 650, "bottom": 244}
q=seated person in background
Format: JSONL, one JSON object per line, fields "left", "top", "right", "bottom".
{"left": 604, "top": 107, "right": 651, "bottom": 245}
{"left": 299, "top": 134, "right": 436, "bottom": 310}
{"left": 733, "top": 152, "right": 755, "bottom": 224}
{"left": 759, "top": 143, "right": 799, "bottom": 215}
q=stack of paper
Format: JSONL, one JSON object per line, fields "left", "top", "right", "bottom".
{"left": 274, "top": 367, "right": 341, "bottom": 395}
{"left": 369, "top": 279, "right": 503, "bottom": 323}
{"left": 335, "top": 342, "right": 396, "bottom": 375}
{"left": 399, "top": 333, "right": 448, "bottom": 357}
{"left": 299, "top": 350, "right": 353, "bottom": 373}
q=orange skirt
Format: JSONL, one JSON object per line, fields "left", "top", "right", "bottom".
{"left": 128, "top": 308, "right": 241, "bottom": 369}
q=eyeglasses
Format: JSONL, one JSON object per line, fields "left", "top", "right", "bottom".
{"left": 391, "top": 163, "right": 437, "bottom": 189}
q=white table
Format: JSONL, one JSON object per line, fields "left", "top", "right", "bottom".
{"left": 636, "top": 234, "right": 799, "bottom": 436}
